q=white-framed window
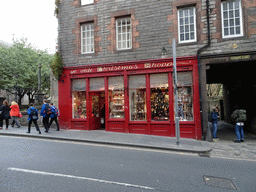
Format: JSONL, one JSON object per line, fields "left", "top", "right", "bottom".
{"left": 81, "top": 23, "right": 94, "bottom": 54}
{"left": 221, "top": 0, "right": 243, "bottom": 38}
{"left": 178, "top": 7, "right": 196, "bottom": 43}
{"left": 81, "top": 0, "right": 94, "bottom": 5}
{"left": 116, "top": 17, "right": 132, "bottom": 50}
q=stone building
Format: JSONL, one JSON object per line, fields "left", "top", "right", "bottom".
{"left": 57, "top": 0, "right": 256, "bottom": 139}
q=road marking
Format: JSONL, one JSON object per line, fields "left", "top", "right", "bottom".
{"left": 8, "top": 167, "right": 154, "bottom": 190}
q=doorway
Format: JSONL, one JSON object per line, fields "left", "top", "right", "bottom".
{"left": 89, "top": 91, "right": 105, "bottom": 130}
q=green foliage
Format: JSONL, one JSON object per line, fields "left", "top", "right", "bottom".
{"left": 0, "top": 37, "right": 54, "bottom": 105}
{"left": 50, "top": 52, "right": 63, "bottom": 80}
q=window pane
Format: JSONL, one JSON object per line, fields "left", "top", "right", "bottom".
{"left": 185, "top": 17, "right": 189, "bottom": 24}
{"left": 223, "top": 3, "right": 227, "bottom": 10}
{"left": 179, "top": 18, "right": 184, "bottom": 25}
{"left": 236, "top": 26, "right": 241, "bottom": 34}
{"left": 235, "top": 1, "right": 239, "bottom": 9}
{"left": 90, "top": 78, "right": 105, "bottom": 91}
{"left": 72, "top": 79, "right": 86, "bottom": 91}
{"left": 175, "top": 72, "right": 193, "bottom": 121}
{"left": 179, "top": 10, "right": 183, "bottom": 17}
{"left": 129, "top": 75, "right": 146, "bottom": 121}
{"left": 190, "top": 32, "right": 194, "bottom": 40}
{"left": 73, "top": 91, "right": 86, "bottom": 119}
{"left": 109, "top": 76, "right": 124, "bottom": 119}
{"left": 235, "top": 10, "right": 240, "bottom": 17}
{"left": 185, "top": 33, "right": 189, "bottom": 40}
{"left": 224, "top": 28, "right": 229, "bottom": 36}
{"left": 92, "top": 95, "right": 100, "bottom": 117}
{"left": 230, "top": 27, "right": 235, "bottom": 35}
{"left": 190, "top": 17, "right": 194, "bottom": 24}
{"left": 224, "top": 20, "right": 228, "bottom": 27}
{"left": 229, "top": 11, "right": 234, "bottom": 18}
{"left": 190, "top": 24, "right": 194, "bottom": 32}
{"left": 180, "top": 34, "right": 184, "bottom": 41}
{"left": 150, "top": 73, "right": 169, "bottom": 121}
{"left": 185, "top": 25, "right": 189, "bottom": 32}
{"left": 223, "top": 11, "right": 228, "bottom": 19}
{"left": 230, "top": 19, "right": 234, "bottom": 26}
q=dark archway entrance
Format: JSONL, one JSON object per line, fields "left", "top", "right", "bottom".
{"left": 206, "top": 60, "right": 256, "bottom": 132}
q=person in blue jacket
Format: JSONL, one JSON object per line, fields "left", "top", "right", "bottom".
{"left": 40, "top": 100, "right": 50, "bottom": 133}
{"left": 27, "top": 103, "right": 41, "bottom": 134}
{"left": 48, "top": 102, "right": 60, "bottom": 131}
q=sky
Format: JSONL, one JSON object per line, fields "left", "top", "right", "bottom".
{"left": 0, "top": 0, "right": 58, "bottom": 54}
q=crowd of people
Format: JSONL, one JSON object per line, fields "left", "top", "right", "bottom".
{"left": 0, "top": 99, "right": 59, "bottom": 134}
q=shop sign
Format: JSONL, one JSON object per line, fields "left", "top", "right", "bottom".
{"left": 69, "top": 60, "right": 192, "bottom": 75}
{"left": 230, "top": 55, "right": 250, "bottom": 60}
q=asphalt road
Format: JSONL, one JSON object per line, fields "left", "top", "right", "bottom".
{"left": 0, "top": 136, "right": 255, "bottom": 192}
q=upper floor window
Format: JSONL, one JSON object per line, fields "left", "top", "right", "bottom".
{"left": 221, "top": 0, "right": 243, "bottom": 38}
{"left": 178, "top": 7, "right": 196, "bottom": 43}
{"left": 116, "top": 17, "right": 132, "bottom": 50}
{"left": 81, "top": 23, "right": 94, "bottom": 54}
{"left": 81, "top": 0, "right": 94, "bottom": 5}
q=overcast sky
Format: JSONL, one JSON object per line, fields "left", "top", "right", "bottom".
{"left": 0, "top": 0, "right": 58, "bottom": 54}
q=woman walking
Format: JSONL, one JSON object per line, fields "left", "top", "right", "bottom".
{"left": 0, "top": 100, "right": 11, "bottom": 129}
{"left": 10, "top": 101, "right": 21, "bottom": 128}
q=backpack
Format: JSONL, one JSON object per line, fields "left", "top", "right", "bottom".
{"left": 52, "top": 106, "right": 59, "bottom": 117}
{"left": 30, "top": 108, "right": 38, "bottom": 120}
{"left": 236, "top": 110, "right": 246, "bottom": 122}
{"left": 45, "top": 104, "right": 52, "bottom": 117}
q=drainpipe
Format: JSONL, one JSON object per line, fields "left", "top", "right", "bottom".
{"left": 197, "top": 0, "right": 211, "bottom": 141}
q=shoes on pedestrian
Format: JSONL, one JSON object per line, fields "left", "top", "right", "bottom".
{"left": 234, "top": 140, "right": 241, "bottom": 143}
{"left": 6, "top": 127, "right": 8, "bottom": 129}
{"left": 0, "top": 127, "right": 3, "bottom": 129}
{"left": 213, "top": 137, "right": 219, "bottom": 139}
{"left": 56, "top": 129, "right": 59, "bottom": 131}
{"left": 17, "top": 126, "right": 20, "bottom": 128}
{"left": 39, "top": 132, "right": 41, "bottom": 134}
{"left": 241, "top": 139, "right": 244, "bottom": 142}
{"left": 45, "top": 130, "right": 48, "bottom": 133}
{"left": 11, "top": 125, "right": 14, "bottom": 127}
{"left": 26, "top": 132, "right": 30, "bottom": 133}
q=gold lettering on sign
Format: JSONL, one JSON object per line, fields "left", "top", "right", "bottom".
{"left": 144, "top": 63, "right": 151, "bottom": 68}
{"left": 230, "top": 55, "right": 250, "bottom": 60}
{"left": 70, "top": 70, "right": 77, "bottom": 74}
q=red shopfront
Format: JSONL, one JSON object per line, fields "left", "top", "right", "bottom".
{"left": 58, "top": 56, "right": 202, "bottom": 140}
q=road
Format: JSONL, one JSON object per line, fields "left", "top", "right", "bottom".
{"left": 0, "top": 136, "right": 255, "bottom": 192}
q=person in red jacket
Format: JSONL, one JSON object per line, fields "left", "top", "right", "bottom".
{"left": 10, "top": 101, "right": 21, "bottom": 128}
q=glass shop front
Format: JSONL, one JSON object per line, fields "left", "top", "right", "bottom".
{"left": 58, "top": 57, "right": 201, "bottom": 139}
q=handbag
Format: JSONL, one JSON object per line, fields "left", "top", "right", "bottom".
{"left": 18, "top": 112, "right": 23, "bottom": 118}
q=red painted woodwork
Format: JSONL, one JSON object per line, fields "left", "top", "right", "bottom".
{"left": 58, "top": 56, "right": 202, "bottom": 140}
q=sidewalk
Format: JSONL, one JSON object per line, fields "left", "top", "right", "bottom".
{"left": 207, "top": 121, "right": 256, "bottom": 161}
{"left": 0, "top": 126, "right": 211, "bottom": 154}
{"left": 1, "top": 121, "right": 256, "bottom": 161}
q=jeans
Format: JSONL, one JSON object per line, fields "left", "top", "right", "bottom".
{"left": 11, "top": 116, "right": 20, "bottom": 127}
{"left": 212, "top": 121, "right": 218, "bottom": 138}
{"left": 235, "top": 124, "right": 244, "bottom": 141}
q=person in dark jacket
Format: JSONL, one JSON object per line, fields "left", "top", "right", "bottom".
{"left": 48, "top": 103, "right": 60, "bottom": 131}
{"left": 40, "top": 100, "right": 50, "bottom": 133}
{"left": 231, "top": 105, "right": 246, "bottom": 143}
{"left": 0, "top": 100, "right": 11, "bottom": 129}
{"left": 27, "top": 103, "right": 41, "bottom": 134}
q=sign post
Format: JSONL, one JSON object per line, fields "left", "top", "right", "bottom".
{"left": 173, "top": 38, "right": 180, "bottom": 145}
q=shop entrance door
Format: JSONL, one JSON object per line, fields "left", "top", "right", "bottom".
{"left": 89, "top": 92, "right": 101, "bottom": 130}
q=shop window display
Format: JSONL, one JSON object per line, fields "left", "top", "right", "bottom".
{"left": 176, "top": 72, "right": 193, "bottom": 121}
{"left": 72, "top": 79, "right": 86, "bottom": 119}
{"left": 109, "top": 76, "right": 125, "bottom": 118}
{"left": 150, "top": 73, "right": 169, "bottom": 121}
{"left": 129, "top": 75, "right": 147, "bottom": 121}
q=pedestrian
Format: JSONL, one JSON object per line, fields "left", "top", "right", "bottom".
{"left": 40, "top": 100, "right": 51, "bottom": 133}
{"left": 210, "top": 108, "right": 219, "bottom": 139}
{"left": 27, "top": 103, "right": 41, "bottom": 134}
{"left": 48, "top": 102, "right": 60, "bottom": 131}
{"left": 231, "top": 105, "right": 246, "bottom": 143}
{"left": 10, "top": 101, "right": 21, "bottom": 128}
{"left": 0, "top": 100, "right": 11, "bottom": 129}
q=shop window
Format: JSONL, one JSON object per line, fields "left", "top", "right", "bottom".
{"left": 72, "top": 79, "right": 86, "bottom": 119}
{"left": 90, "top": 77, "right": 105, "bottom": 91}
{"left": 81, "top": 23, "right": 94, "bottom": 54}
{"left": 109, "top": 76, "right": 124, "bottom": 118}
{"left": 116, "top": 17, "right": 132, "bottom": 50}
{"left": 150, "top": 73, "right": 169, "bottom": 121}
{"left": 176, "top": 72, "right": 193, "bottom": 121}
{"left": 129, "top": 75, "right": 146, "bottom": 121}
{"left": 178, "top": 7, "right": 196, "bottom": 43}
{"left": 221, "top": 0, "right": 243, "bottom": 38}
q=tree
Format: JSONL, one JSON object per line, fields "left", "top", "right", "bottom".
{"left": 0, "top": 37, "right": 53, "bottom": 106}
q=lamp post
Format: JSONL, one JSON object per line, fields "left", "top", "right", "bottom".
{"left": 35, "top": 54, "right": 44, "bottom": 105}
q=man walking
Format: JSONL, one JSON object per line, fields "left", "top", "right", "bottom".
{"left": 40, "top": 100, "right": 51, "bottom": 133}
{"left": 231, "top": 105, "right": 246, "bottom": 143}
{"left": 48, "top": 102, "right": 60, "bottom": 131}
{"left": 27, "top": 103, "right": 41, "bottom": 134}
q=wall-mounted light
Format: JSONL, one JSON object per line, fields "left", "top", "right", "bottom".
{"left": 161, "top": 47, "right": 167, "bottom": 58}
